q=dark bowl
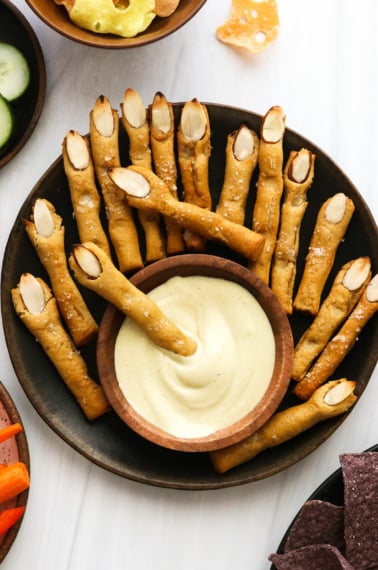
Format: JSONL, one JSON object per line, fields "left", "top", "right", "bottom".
{"left": 26, "top": 0, "right": 207, "bottom": 48}
{"left": 97, "top": 254, "right": 294, "bottom": 452}
{"left": 0, "top": 0, "right": 46, "bottom": 169}
{"left": 0, "top": 382, "right": 30, "bottom": 563}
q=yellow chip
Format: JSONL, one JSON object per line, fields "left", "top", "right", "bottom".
{"left": 216, "top": 0, "right": 280, "bottom": 54}
{"left": 68, "top": 0, "right": 156, "bottom": 38}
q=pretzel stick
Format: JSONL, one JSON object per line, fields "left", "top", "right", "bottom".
{"left": 210, "top": 379, "right": 357, "bottom": 473}
{"left": 249, "top": 105, "right": 286, "bottom": 283}
{"left": 69, "top": 242, "right": 197, "bottom": 357}
{"left": 293, "top": 193, "right": 355, "bottom": 315}
{"left": 11, "top": 274, "right": 109, "bottom": 420}
{"left": 62, "top": 130, "right": 111, "bottom": 256}
{"left": 108, "top": 166, "right": 265, "bottom": 262}
{"left": 293, "top": 274, "right": 378, "bottom": 400}
{"left": 24, "top": 198, "right": 98, "bottom": 346}
{"left": 292, "top": 257, "right": 371, "bottom": 382}
{"left": 150, "top": 91, "right": 185, "bottom": 254}
{"left": 271, "top": 148, "right": 315, "bottom": 313}
{"left": 177, "top": 99, "right": 212, "bottom": 251}
{"left": 121, "top": 88, "right": 165, "bottom": 263}
{"left": 89, "top": 95, "right": 143, "bottom": 273}
{"left": 216, "top": 125, "right": 259, "bottom": 225}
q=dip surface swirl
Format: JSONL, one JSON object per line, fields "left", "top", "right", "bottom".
{"left": 114, "top": 275, "right": 275, "bottom": 438}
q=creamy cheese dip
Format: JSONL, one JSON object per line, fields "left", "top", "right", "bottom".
{"left": 114, "top": 275, "right": 275, "bottom": 439}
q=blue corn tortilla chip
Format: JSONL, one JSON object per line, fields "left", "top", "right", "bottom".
{"left": 283, "top": 499, "right": 345, "bottom": 554}
{"left": 340, "top": 452, "right": 378, "bottom": 570}
{"left": 269, "top": 544, "right": 355, "bottom": 569}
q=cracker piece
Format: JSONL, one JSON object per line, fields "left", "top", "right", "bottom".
{"left": 216, "top": 0, "right": 280, "bottom": 55}
{"left": 340, "top": 452, "right": 378, "bottom": 569}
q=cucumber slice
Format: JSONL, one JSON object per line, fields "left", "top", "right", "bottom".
{"left": 0, "top": 43, "right": 30, "bottom": 102}
{"left": 0, "top": 93, "right": 14, "bottom": 150}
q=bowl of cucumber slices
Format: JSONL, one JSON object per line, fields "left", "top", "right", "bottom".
{"left": 0, "top": 0, "right": 46, "bottom": 169}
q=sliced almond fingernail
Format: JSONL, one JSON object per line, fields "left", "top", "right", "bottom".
{"left": 122, "top": 88, "right": 147, "bottom": 129}
{"left": 325, "top": 193, "right": 348, "bottom": 223}
{"left": 323, "top": 379, "right": 356, "bottom": 406}
{"left": 19, "top": 273, "right": 46, "bottom": 314}
{"left": 366, "top": 274, "right": 378, "bottom": 303}
{"left": 180, "top": 99, "right": 206, "bottom": 141}
{"left": 109, "top": 167, "right": 151, "bottom": 198}
{"left": 233, "top": 125, "right": 255, "bottom": 161}
{"left": 33, "top": 199, "right": 55, "bottom": 238}
{"left": 151, "top": 92, "right": 171, "bottom": 134}
{"left": 261, "top": 106, "right": 285, "bottom": 143}
{"left": 93, "top": 95, "right": 115, "bottom": 137}
{"left": 343, "top": 257, "right": 371, "bottom": 291}
{"left": 289, "top": 148, "right": 312, "bottom": 183}
{"left": 73, "top": 245, "right": 102, "bottom": 278}
{"left": 65, "top": 130, "right": 89, "bottom": 170}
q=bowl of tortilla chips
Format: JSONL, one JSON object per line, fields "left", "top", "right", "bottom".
{"left": 25, "top": 0, "right": 206, "bottom": 48}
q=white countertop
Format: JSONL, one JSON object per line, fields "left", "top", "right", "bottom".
{"left": 0, "top": 1, "right": 377, "bottom": 568}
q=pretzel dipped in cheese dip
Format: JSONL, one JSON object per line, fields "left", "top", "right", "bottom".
{"left": 69, "top": 241, "right": 197, "bottom": 357}
{"left": 108, "top": 165, "right": 265, "bottom": 262}
{"left": 113, "top": 273, "right": 276, "bottom": 439}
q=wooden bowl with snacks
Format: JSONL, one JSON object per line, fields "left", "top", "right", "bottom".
{"left": 97, "top": 254, "right": 294, "bottom": 452}
{"left": 25, "top": 0, "right": 207, "bottom": 49}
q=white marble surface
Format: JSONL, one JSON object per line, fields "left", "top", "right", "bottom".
{"left": 0, "top": 1, "right": 377, "bottom": 568}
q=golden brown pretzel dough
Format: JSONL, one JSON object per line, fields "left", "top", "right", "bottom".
{"left": 216, "top": 125, "right": 259, "bottom": 225}
{"left": 12, "top": 273, "right": 109, "bottom": 421}
{"left": 293, "top": 193, "right": 355, "bottom": 315}
{"left": 292, "top": 257, "right": 371, "bottom": 382}
{"left": 249, "top": 106, "right": 286, "bottom": 283}
{"left": 108, "top": 165, "right": 265, "bottom": 262}
{"left": 210, "top": 379, "right": 357, "bottom": 473}
{"left": 293, "top": 274, "right": 378, "bottom": 400}
{"left": 69, "top": 241, "right": 197, "bottom": 357}
{"left": 90, "top": 94, "right": 143, "bottom": 274}
{"left": 150, "top": 91, "right": 185, "bottom": 254}
{"left": 62, "top": 130, "right": 111, "bottom": 256}
{"left": 177, "top": 99, "right": 212, "bottom": 251}
{"left": 121, "top": 88, "right": 165, "bottom": 263}
{"left": 24, "top": 198, "right": 98, "bottom": 346}
{"left": 271, "top": 148, "right": 315, "bottom": 313}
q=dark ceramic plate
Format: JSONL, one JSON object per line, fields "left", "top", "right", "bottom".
{"left": 1, "top": 103, "right": 378, "bottom": 490}
{"left": 270, "top": 444, "right": 378, "bottom": 568}
{"left": 0, "top": 382, "right": 30, "bottom": 563}
{"left": 0, "top": 0, "right": 46, "bottom": 169}
{"left": 26, "top": 0, "right": 207, "bottom": 49}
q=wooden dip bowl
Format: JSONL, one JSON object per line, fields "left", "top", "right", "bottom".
{"left": 97, "top": 254, "right": 294, "bottom": 452}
